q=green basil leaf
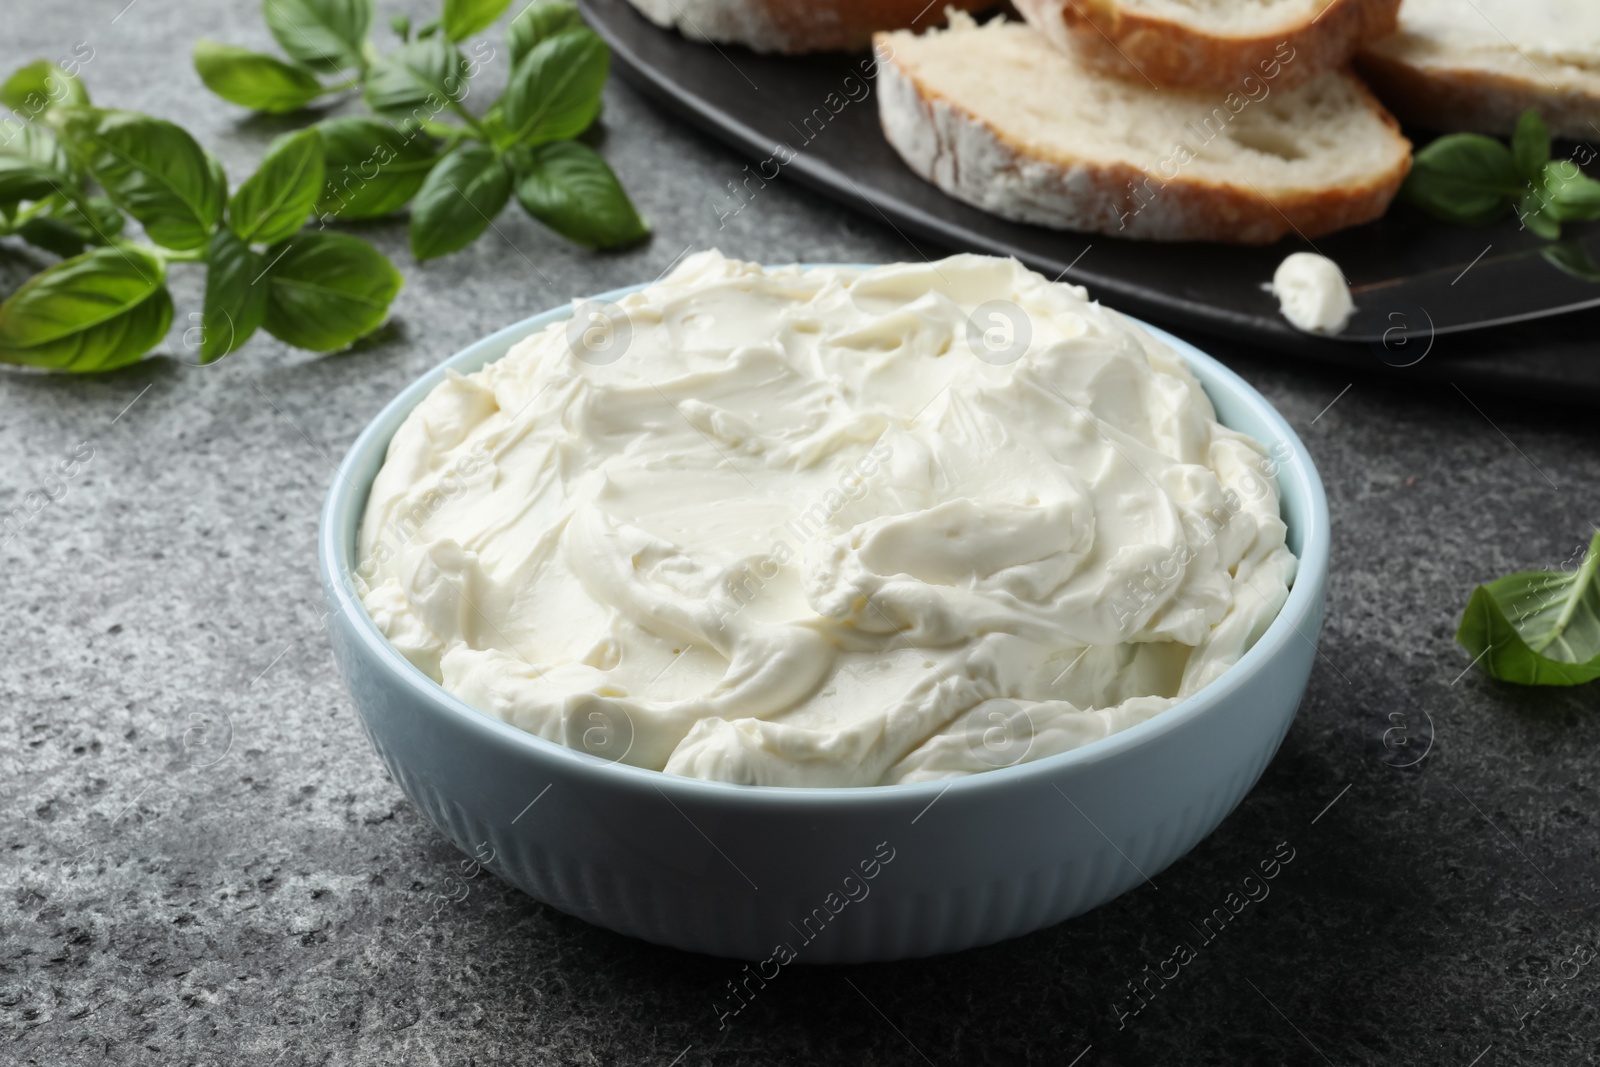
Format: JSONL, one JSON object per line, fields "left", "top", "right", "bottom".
{"left": 443, "top": 0, "right": 513, "bottom": 41}
{"left": 0, "top": 123, "right": 71, "bottom": 204}
{"left": 0, "top": 166, "right": 60, "bottom": 205}
{"left": 79, "top": 195, "right": 126, "bottom": 241}
{"left": 14, "top": 194, "right": 125, "bottom": 257}
{"left": 65, "top": 194, "right": 123, "bottom": 241}
{"left": 228, "top": 128, "right": 324, "bottom": 243}
{"left": 15, "top": 288, "right": 172, "bottom": 373}
{"left": 363, "top": 38, "right": 471, "bottom": 121}
{"left": 0, "top": 59, "right": 89, "bottom": 115}
{"left": 315, "top": 116, "right": 438, "bottom": 220}
{"left": 1403, "top": 134, "right": 1522, "bottom": 226}
{"left": 507, "top": 1, "right": 585, "bottom": 66}
{"left": 0, "top": 245, "right": 172, "bottom": 372}
{"left": 199, "top": 229, "right": 268, "bottom": 363}
{"left": 512, "top": 140, "right": 646, "bottom": 248}
{"left": 56, "top": 109, "right": 225, "bottom": 251}
{"left": 390, "top": 14, "right": 413, "bottom": 41}
{"left": 0, "top": 243, "right": 162, "bottom": 340}
{"left": 500, "top": 28, "right": 606, "bottom": 146}
{"left": 1517, "top": 187, "right": 1561, "bottom": 239}
{"left": 1511, "top": 109, "right": 1551, "bottom": 182}
{"left": 1543, "top": 160, "right": 1600, "bottom": 223}
{"left": 262, "top": 0, "right": 374, "bottom": 73}
{"left": 1541, "top": 241, "right": 1600, "bottom": 282}
{"left": 1456, "top": 529, "right": 1600, "bottom": 686}
{"left": 417, "top": 18, "right": 442, "bottom": 39}
{"left": 259, "top": 230, "right": 402, "bottom": 351}
{"left": 408, "top": 144, "right": 512, "bottom": 260}
{"left": 193, "top": 40, "right": 329, "bottom": 114}
{"left": 478, "top": 108, "right": 510, "bottom": 145}
{"left": 15, "top": 216, "right": 91, "bottom": 257}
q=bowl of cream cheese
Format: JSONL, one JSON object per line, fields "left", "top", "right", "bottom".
{"left": 320, "top": 253, "right": 1328, "bottom": 962}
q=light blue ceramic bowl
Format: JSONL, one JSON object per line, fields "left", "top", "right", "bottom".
{"left": 319, "top": 272, "right": 1329, "bottom": 963}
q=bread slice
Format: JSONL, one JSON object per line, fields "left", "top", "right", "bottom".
{"left": 1357, "top": 0, "right": 1600, "bottom": 138}
{"left": 1014, "top": 0, "right": 1401, "bottom": 90}
{"left": 621, "top": 0, "right": 992, "bottom": 53}
{"left": 875, "top": 14, "right": 1412, "bottom": 244}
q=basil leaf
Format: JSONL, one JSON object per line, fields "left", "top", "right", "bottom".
{"left": 15, "top": 195, "right": 124, "bottom": 257}
{"left": 259, "top": 231, "right": 402, "bottom": 351}
{"left": 391, "top": 14, "right": 413, "bottom": 42}
{"left": 1457, "top": 530, "right": 1600, "bottom": 686}
{"left": 1403, "top": 134, "right": 1522, "bottom": 226}
{"left": 443, "top": 0, "right": 513, "bottom": 41}
{"left": 1511, "top": 109, "right": 1551, "bottom": 182}
{"left": 199, "top": 229, "right": 268, "bottom": 363}
{"left": 15, "top": 216, "right": 91, "bottom": 257}
{"left": 408, "top": 144, "right": 512, "bottom": 260}
{"left": 512, "top": 140, "right": 646, "bottom": 248}
{"left": 363, "top": 38, "right": 471, "bottom": 121}
{"left": 1543, "top": 160, "right": 1600, "bottom": 223}
{"left": 500, "top": 28, "right": 606, "bottom": 146}
{"left": 507, "top": 1, "right": 584, "bottom": 66}
{"left": 0, "top": 123, "right": 71, "bottom": 204}
{"left": 1541, "top": 241, "right": 1600, "bottom": 282}
{"left": 193, "top": 41, "right": 329, "bottom": 114}
{"left": 0, "top": 243, "right": 162, "bottom": 340}
{"left": 262, "top": 0, "right": 373, "bottom": 73}
{"left": 315, "top": 116, "right": 438, "bottom": 220}
{"left": 228, "top": 128, "right": 324, "bottom": 243}
{"left": 478, "top": 108, "right": 511, "bottom": 146}
{"left": 57, "top": 109, "right": 225, "bottom": 251}
{"left": 1517, "top": 187, "right": 1561, "bottom": 239}
{"left": 1, "top": 59, "right": 89, "bottom": 115}
{"left": 0, "top": 245, "right": 172, "bottom": 372}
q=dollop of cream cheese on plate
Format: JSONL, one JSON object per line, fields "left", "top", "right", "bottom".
{"left": 1272, "top": 252, "right": 1354, "bottom": 334}
{"left": 357, "top": 252, "right": 1297, "bottom": 787}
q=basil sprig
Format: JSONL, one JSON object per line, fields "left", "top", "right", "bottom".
{"left": 0, "top": 62, "right": 402, "bottom": 373}
{"left": 1457, "top": 529, "right": 1600, "bottom": 687}
{"left": 1404, "top": 110, "right": 1600, "bottom": 240}
{"left": 194, "top": 0, "right": 648, "bottom": 257}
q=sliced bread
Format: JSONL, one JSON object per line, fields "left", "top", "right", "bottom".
{"left": 1358, "top": 0, "right": 1600, "bottom": 138}
{"left": 875, "top": 14, "right": 1412, "bottom": 244}
{"left": 622, "top": 0, "right": 992, "bottom": 54}
{"left": 1013, "top": 0, "right": 1401, "bottom": 91}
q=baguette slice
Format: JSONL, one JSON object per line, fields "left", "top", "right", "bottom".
{"left": 622, "top": 0, "right": 991, "bottom": 53}
{"left": 876, "top": 14, "right": 1412, "bottom": 244}
{"left": 1357, "top": 0, "right": 1600, "bottom": 138}
{"left": 1014, "top": 0, "right": 1401, "bottom": 91}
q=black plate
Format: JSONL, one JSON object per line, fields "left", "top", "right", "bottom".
{"left": 584, "top": 0, "right": 1600, "bottom": 402}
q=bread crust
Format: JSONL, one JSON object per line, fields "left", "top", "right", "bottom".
{"left": 623, "top": 0, "right": 992, "bottom": 53}
{"left": 1013, "top": 0, "right": 1401, "bottom": 91}
{"left": 1355, "top": 51, "right": 1600, "bottom": 140}
{"left": 874, "top": 32, "right": 1412, "bottom": 245}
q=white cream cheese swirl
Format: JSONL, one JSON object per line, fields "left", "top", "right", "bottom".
{"left": 357, "top": 252, "right": 1297, "bottom": 787}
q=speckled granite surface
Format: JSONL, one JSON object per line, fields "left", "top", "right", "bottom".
{"left": 3, "top": 4, "right": 1599, "bottom": 1065}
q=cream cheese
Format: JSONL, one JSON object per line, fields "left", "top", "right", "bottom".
{"left": 1272, "top": 252, "right": 1353, "bottom": 334}
{"left": 357, "top": 252, "right": 1297, "bottom": 787}
{"left": 1386, "top": 0, "right": 1600, "bottom": 82}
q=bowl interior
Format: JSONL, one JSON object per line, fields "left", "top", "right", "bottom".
{"left": 320, "top": 271, "right": 1329, "bottom": 800}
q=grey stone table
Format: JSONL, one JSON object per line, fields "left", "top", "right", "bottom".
{"left": 4, "top": 3, "right": 1598, "bottom": 1065}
